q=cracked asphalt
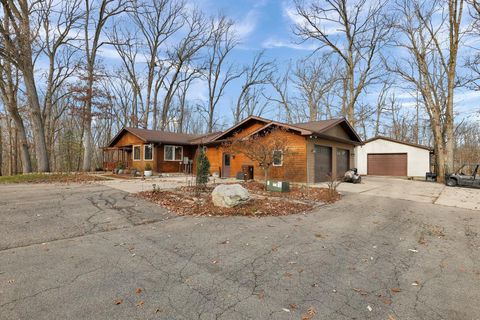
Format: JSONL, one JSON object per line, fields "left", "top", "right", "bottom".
{"left": 0, "top": 183, "right": 479, "bottom": 320}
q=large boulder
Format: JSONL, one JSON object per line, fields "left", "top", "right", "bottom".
{"left": 211, "top": 184, "right": 250, "bottom": 208}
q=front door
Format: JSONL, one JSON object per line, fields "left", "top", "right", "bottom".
{"left": 314, "top": 145, "right": 332, "bottom": 183}
{"left": 222, "top": 153, "right": 231, "bottom": 178}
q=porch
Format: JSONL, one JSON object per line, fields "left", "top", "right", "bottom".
{"left": 102, "top": 147, "right": 133, "bottom": 171}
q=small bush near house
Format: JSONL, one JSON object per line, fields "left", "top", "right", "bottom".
{"left": 196, "top": 148, "right": 210, "bottom": 188}
{"left": 144, "top": 163, "right": 152, "bottom": 171}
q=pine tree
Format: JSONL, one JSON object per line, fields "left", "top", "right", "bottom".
{"left": 196, "top": 148, "right": 210, "bottom": 187}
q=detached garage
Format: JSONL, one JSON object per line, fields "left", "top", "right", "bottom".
{"left": 355, "top": 136, "right": 432, "bottom": 177}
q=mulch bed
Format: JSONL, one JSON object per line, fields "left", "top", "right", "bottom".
{"left": 242, "top": 181, "right": 341, "bottom": 203}
{"left": 137, "top": 183, "right": 340, "bottom": 217}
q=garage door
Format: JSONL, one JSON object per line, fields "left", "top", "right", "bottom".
{"left": 314, "top": 145, "right": 332, "bottom": 182}
{"left": 367, "top": 153, "right": 407, "bottom": 176}
{"left": 336, "top": 148, "right": 350, "bottom": 178}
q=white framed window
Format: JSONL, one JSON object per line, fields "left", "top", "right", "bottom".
{"left": 144, "top": 144, "right": 153, "bottom": 161}
{"left": 273, "top": 150, "right": 283, "bottom": 166}
{"left": 133, "top": 145, "right": 141, "bottom": 161}
{"left": 164, "top": 145, "right": 183, "bottom": 161}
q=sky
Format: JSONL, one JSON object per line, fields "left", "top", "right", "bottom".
{"left": 93, "top": 0, "right": 480, "bottom": 128}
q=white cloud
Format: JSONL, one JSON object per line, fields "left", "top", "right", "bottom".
{"left": 262, "top": 37, "right": 317, "bottom": 51}
{"left": 281, "top": 1, "right": 343, "bottom": 36}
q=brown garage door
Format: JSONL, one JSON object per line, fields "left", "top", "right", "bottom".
{"left": 367, "top": 153, "right": 407, "bottom": 176}
{"left": 314, "top": 145, "right": 332, "bottom": 182}
{"left": 336, "top": 148, "right": 350, "bottom": 178}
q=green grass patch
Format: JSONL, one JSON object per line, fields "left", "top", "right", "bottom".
{"left": 0, "top": 173, "right": 106, "bottom": 184}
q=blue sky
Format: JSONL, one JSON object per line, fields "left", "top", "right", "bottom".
{"left": 92, "top": 0, "right": 480, "bottom": 129}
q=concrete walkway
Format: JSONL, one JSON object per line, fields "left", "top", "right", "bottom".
{"left": 325, "top": 176, "right": 480, "bottom": 211}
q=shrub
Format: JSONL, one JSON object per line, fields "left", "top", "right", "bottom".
{"left": 145, "top": 163, "right": 152, "bottom": 171}
{"left": 196, "top": 147, "right": 210, "bottom": 187}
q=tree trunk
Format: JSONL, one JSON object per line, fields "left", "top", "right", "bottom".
{"left": 22, "top": 68, "right": 49, "bottom": 172}
{"left": 4, "top": 103, "right": 32, "bottom": 173}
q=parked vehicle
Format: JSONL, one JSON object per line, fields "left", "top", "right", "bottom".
{"left": 445, "top": 164, "right": 480, "bottom": 188}
{"left": 344, "top": 168, "right": 362, "bottom": 184}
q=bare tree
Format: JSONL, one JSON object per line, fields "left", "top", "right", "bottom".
{"left": 131, "top": 0, "right": 184, "bottom": 128}
{"left": 268, "top": 64, "right": 292, "bottom": 122}
{"left": 234, "top": 51, "right": 275, "bottom": 123}
{"left": 81, "top": 0, "right": 130, "bottom": 171}
{"left": 389, "top": 0, "right": 464, "bottom": 181}
{"left": 292, "top": 54, "right": 339, "bottom": 121}
{"left": 0, "top": 0, "right": 50, "bottom": 172}
{"left": 108, "top": 25, "right": 144, "bottom": 127}
{"left": 0, "top": 59, "right": 31, "bottom": 173}
{"left": 160, "top": 9, "right": 210, "bottom": 130}
{"left": 37, "top": 0, "right": 83, "bottom": 163}
{"left": 202, "top": 15, "right": 242, "bottom": 133}
{"left": 294, "top": 0, "right": 392, "bottom": 126}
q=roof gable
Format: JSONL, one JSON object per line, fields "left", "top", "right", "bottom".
{"left": 295, "top": 118, "right": 363, "bottom": 144}
{"left": 209, "top": 116, "right": 271, "bottom": 141}
{"left": 364, "top": 136, "right": 432, "bottom": 151}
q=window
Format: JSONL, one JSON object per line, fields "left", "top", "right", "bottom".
{"left": 273, "top": 150, "right": 283, "bottom": 166}
{"left": 133, "top": 145, "right": 141, "bottom": 161}
{"left": 144, "top": 144, "right": 153, "bottom": 160}
{"left": 164, "top": 145, "right": 183, "bottom": 161}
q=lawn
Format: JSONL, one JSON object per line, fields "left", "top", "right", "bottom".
{"left": 0, "top": 173, "right": 106, "bottom": 184}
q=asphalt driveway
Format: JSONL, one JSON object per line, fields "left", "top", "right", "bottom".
{"left": 0, "top": 183, "right": 479, "bottom": 319}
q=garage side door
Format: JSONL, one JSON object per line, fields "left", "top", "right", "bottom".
{"left": 367, "top": 153, "right": 407, "bottom": 176}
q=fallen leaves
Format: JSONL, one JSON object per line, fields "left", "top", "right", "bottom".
{"left": 135, "top": 288, "right": 142, "bottom": 294}
{"left": 114, "top": 299, "right": 123, "bottom": 305}
{"left": 136, "top": 300, "right": 144, "bottom": 307}
{"left": 352, "top": 288, "right": 369, "bottom": 296}
{"left": 136, "top": 182, "right": 336, "bottom": 217}
{"left": 301, "top": 307, "right": 317, "bottom": 320}
{"left": 391, "top": 287, "right": 401, "bottom": 293}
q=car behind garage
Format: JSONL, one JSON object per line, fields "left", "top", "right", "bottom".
{"left": 355, "top": 136, "right": 432, "bottom": 177}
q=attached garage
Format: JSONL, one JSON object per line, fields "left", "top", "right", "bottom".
{"left": 355, "top": 136, "right": 432, "bottom": 177}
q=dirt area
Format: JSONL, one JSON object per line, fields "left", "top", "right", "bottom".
{"left": 137, "top": 182, "right": 339, "bottom": 216}
{"left": 0, "top": 173, "right": 106, "bottom": 184}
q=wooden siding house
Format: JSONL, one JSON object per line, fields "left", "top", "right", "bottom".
{"left": 103, "top": 128, "right": 202, "bottom": 174}
{"left": 104, "top": 116, "right": 363, "bottom": 182}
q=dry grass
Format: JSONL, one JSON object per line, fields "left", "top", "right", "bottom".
{"left": 0, "top": 173, "right": 106, "bottom": 184}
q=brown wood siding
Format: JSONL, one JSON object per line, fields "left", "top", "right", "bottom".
{"left": 205, "top": 129, "right": 308, "bottom": 182}
{"left": 367, "top": 153, "right": 407, "bottom": 176}
{"left": 157, "top": 144, "right": 196, "bottom": 173}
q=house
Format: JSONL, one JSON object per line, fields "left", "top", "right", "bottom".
{"left": 355, "top": 136, "right": 433, "bottom": 177}
{"left": 104, "top": 115, "right": 363, "bottom": 183}
{"left": 103, "top": 127, "right": 204, "bottom": 173}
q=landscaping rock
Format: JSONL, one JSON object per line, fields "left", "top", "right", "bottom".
{"left": 211, "top": 184, "right": 250, "bottom": 208}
